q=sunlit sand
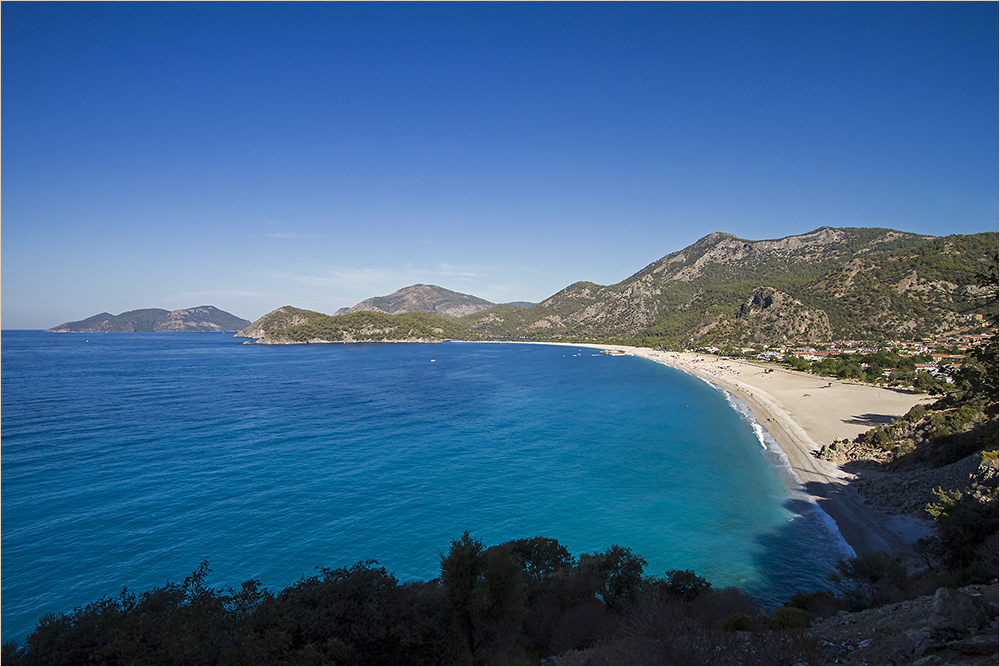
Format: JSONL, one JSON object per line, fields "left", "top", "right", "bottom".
{"left": 530, "top": 342, "right": 936, "bottom": 556}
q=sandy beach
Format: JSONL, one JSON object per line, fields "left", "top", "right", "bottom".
{"left": 540, "top": 343, "right": 937, "bottom": 557}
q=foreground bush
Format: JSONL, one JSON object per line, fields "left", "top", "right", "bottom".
{"left": 1, "top": 535, "right": 970, "bottom": 665}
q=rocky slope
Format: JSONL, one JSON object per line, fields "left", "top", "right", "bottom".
{"left": 463, "top": 228, "right": 997, "bottom": 346}
{"left": 335, "top": 284, "right": 495, "bottom": 318}
{"left": 48, "top": 306, "right": 250, "bottom": 333}
{"left": 808, "top": 583, "right": 998, "bottom": 665}
{"left": 236, "top": 227, "right": 996, "bottom": 347}
{"left": 817, "top": 405, "right": 998, "bottom": 516}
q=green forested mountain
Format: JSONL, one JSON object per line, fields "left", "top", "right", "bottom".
{"left": 800, "top": 233, "right": 999, "bottom": 341}
{"left": 238, "top": 228, "right": 996, "bottom": 346}
{"left": 235, "top": 305, "right": 327, "bottom": 340}
{"left": 256, "top": 311, "right": 482, "bottom": 343}
{"left": 48, "top": 306, "right": 250, "bottom": 333}
{"left": 462, "top": 227, "right": 997, "bottom": 346}
{"left": 237, "top": 309, "right": 482, "bottom": 344}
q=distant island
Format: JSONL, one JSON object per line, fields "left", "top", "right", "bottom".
{"left": 48, "top": 306, "right": 250, "bottom": 333}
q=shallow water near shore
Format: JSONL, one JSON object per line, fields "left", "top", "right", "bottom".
{"left": 1, "top": 331, "right": 851, "bottom": 642}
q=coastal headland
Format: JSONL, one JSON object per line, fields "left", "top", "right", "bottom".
{"left": 523, "top": 342, "right": 936, "bottom": 558}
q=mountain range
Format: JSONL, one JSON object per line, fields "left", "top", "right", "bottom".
{"left": 48, "top": 306, "right": 250, "bottom": 333}
{"left": 237, "top": 227, "right": 998, "bottom": 346}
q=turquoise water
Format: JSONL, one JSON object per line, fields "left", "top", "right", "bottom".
{"left": 1, "top": 331, "right": 850, "bottom": 642}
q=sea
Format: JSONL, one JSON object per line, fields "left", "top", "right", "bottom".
{"left": 0, "top": 331, "right": 852, "bottom": 643}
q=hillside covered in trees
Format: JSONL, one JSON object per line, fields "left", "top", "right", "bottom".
{"left": 237, "top": 228, "right": 997, "bottom": 349}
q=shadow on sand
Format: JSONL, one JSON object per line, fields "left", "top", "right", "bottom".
{"left": 843, "top": 412, "right": 897, "bottom": 427}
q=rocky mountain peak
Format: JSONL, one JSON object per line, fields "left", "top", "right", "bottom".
{"left": 338, "top": 284, "right": 494, "bottom": 318}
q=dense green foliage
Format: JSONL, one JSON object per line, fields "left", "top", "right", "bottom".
{"left": 3, "top": 535, "right": 826, "bottom": 665}
{"left": 771, "top": 350, "right": 951, "bottom": 392}
{"left": 269, "top": 311, "right": 483, "bottom": 343}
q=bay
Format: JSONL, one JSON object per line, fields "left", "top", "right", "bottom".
{"left": 1, "top": 331, "right": 849, "bottom": 642}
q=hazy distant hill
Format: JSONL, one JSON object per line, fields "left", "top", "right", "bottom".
{"left": 335, "top": 284, "right": 495, "bottom": 318}
{"left": 239, "top": 227, "right": 997, "bottom": 346}
{"left": 48, "top": 306, "right": 250, "bottom": 333}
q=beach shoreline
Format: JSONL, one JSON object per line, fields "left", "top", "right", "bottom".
{"left": 515, "top": 341, "right": 936, "bottom": 557}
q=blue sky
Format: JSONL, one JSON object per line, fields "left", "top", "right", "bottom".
{"left": 3, "top": 2, "right": 997, "bottom": 329}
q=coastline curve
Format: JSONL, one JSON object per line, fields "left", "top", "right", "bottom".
{"left": 515, "top": 341, "right": 935, "bottom": 557}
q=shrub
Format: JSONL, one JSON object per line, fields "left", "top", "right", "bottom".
{"left": 875, "top": 429, "right": 893, "bottom": 449}
{"left": 906, "top": 403, "right": 927, "bottom": 422}
{"left": 924, "top": 490, "right": 999, "bottom": 583}
{"left": 786, "top": 589, "right": 844, "bottom": 617}
{"left": 767, "top": 605, "right": 814, "bottom": 630}
{"left": 827, "top": 551, "right": 909, "bottom": 609}
{"left": 576, "top": 545, "right": 646, "bottom": 611}
{"left": 650, "top": 568, "right": 712, "bottom": 602}
{"left": 950, "top": 405, "right": 981, "bottom": 429}
{"left": 722, "top": 612, "right": 759, "bottom": 631}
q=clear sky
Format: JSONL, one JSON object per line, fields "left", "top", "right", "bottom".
{"left": 3, "top": 2, "right": 997, "bottom": 330}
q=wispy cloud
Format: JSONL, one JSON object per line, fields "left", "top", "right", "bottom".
{"left": 432, "top": 263, "right": 480, "bottom": 279}
{"left": 169, "top": 290, "right": 273, "bottom": 301}
{"left": 252, "top": 265, "right": 395, "bottom": 291}
{"left": 267, "top": 231, "right": 323, "bottom": 240}
{"left": 262, "top": 220, "right": 323, "bottom": 241}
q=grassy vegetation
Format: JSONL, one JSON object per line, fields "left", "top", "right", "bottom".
{"left": 268, "top": 311, "right": 484, "bottom": 342}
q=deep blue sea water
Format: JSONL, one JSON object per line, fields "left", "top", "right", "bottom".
{"left": 1, "top": 331, "right": 851, "bottom": 642}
